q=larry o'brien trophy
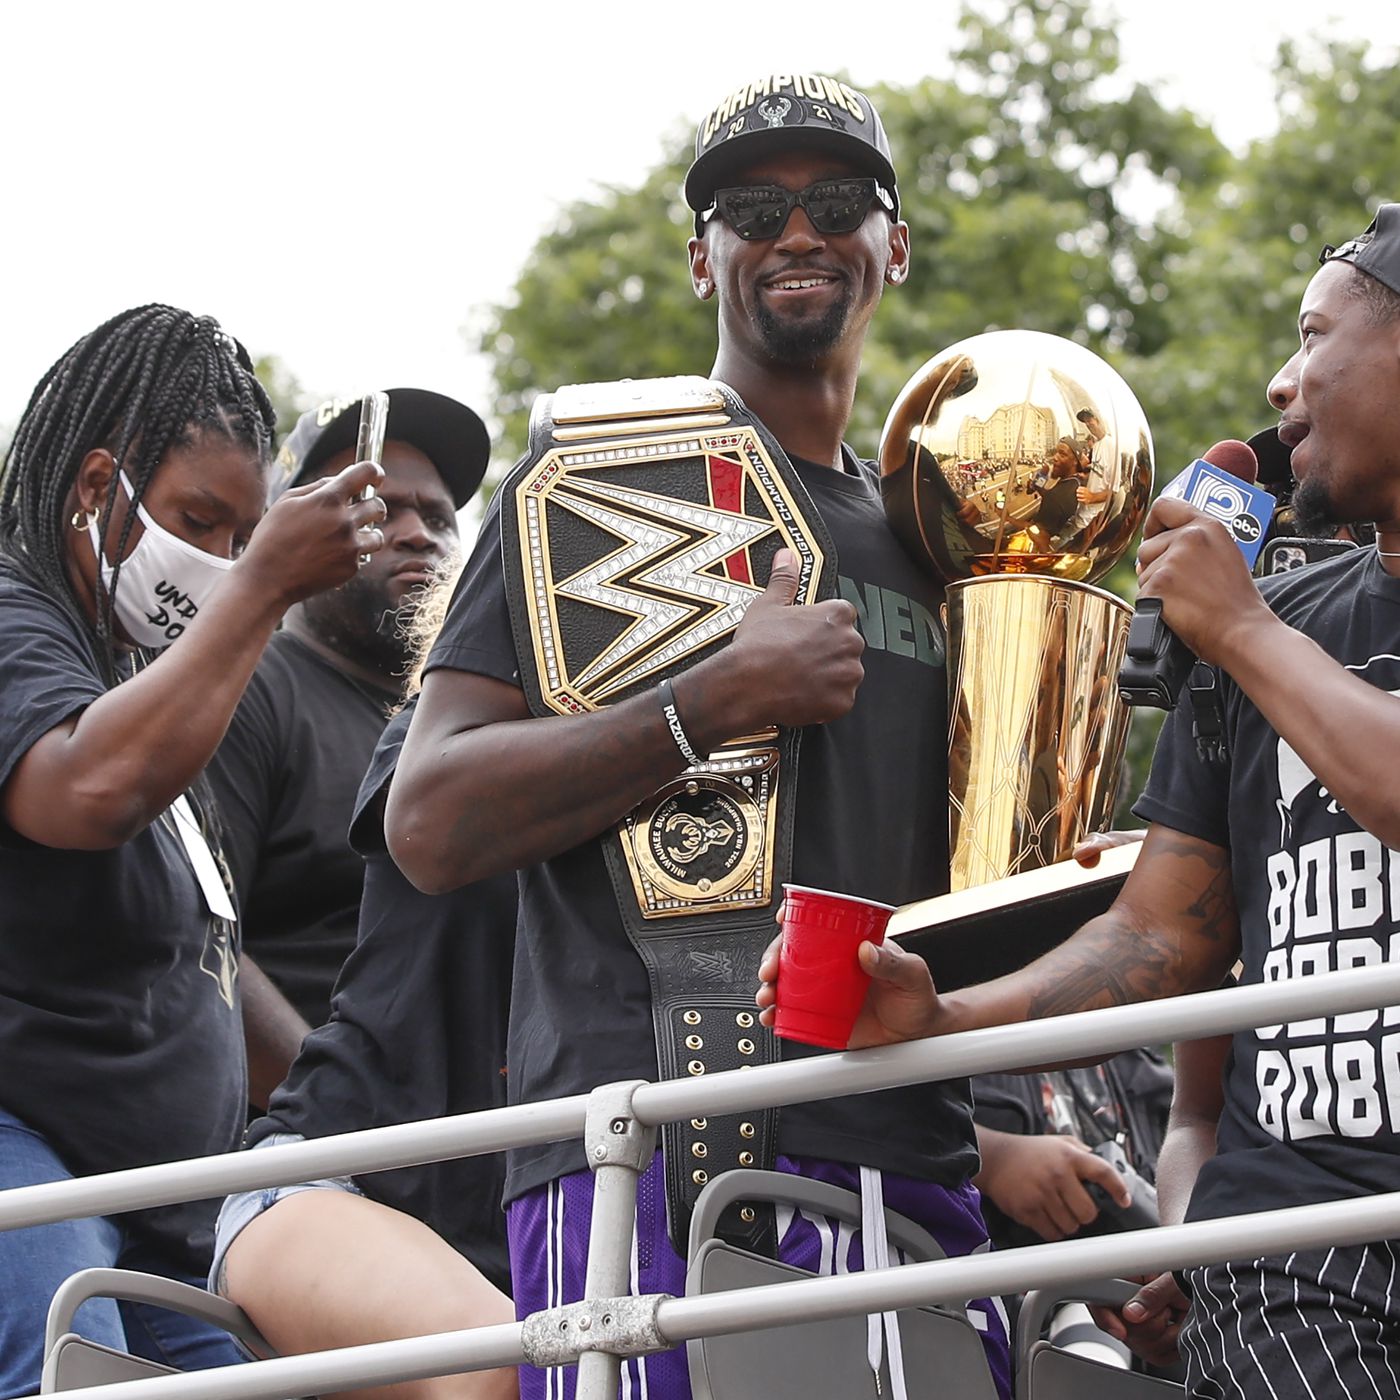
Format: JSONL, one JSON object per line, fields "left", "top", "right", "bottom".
{"left": 879, "top": 331, "right": 1154, "bottom": 983}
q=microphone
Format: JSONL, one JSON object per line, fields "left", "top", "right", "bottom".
{"left": 1118, "top": 439, "right": 1270, "bottom": 709}
{"left": 1185, "top": 438, "right": 1262, "bottom": 493}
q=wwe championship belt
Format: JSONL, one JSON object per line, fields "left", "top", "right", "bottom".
{"left": 500, "top": 376, "right": 835, "bottom": 1252}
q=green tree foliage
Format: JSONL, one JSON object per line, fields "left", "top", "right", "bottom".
{"left": 480, "top": 1, "right": 1229, "bottom": 462}
{"left": 482, "top": 141, "right": 709, "bottom": 467}
{"left": 477, "top": 0, "right": 1398, "bottom": 816}
{"left": 868, "top": 1, "right": 1226, "bottom": 451}
{"left": 253, "top": 354, "right": 313, "bottom": 441}
{"left": 1121, "top": 36, "right": 1400, "bottom": 479}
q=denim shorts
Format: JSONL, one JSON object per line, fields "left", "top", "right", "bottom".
{"left": 208, "top": 1132, "right": 363, "bottom": 1295}
{"left": 0, "top": 1103, "right": 246, "bottom": 1393}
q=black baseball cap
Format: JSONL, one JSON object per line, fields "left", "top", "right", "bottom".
{"left": 270, "top": 388, "right": 490, "bottom": 509}
{"left": 685, "top": 75, "right": 900, "bottom": 227}
{"left": 1319, "top": 202, "right": 1400, "bottom": 297}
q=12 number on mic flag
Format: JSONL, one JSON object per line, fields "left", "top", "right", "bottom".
{"left": 1159, "top": 455, "right": 1275, "bottom": 569}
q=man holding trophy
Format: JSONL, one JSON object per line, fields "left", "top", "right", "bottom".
{"left": 390, "top": 75, "right": 1017, "bottom": 1398}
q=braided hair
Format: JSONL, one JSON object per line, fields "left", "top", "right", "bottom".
{"left": 0, "top": 304, "right": 276, "bottom": 683}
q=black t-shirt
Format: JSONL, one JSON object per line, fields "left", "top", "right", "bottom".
{"left": 0, "top": 564, "right": 246, "bottom": 1271}
{"left": 972, "top": 1050, "right": 1173, "bottom": 1250}
{"left": 250, "top": 703, "right": 516, "bottom": 1291}
{"left": 1034, "top": 477, "right": 1080, "bottom": 538}
{"left": 1135, "top": 548, "right": 1400, "bottom": 1224}
{"left": 207, "top": 630, "right": 397, "bottom": 1028}
{"left": 426, "top": 450, "right": 976, "bottom": 1201}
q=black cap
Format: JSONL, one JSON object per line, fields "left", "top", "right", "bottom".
{"left": 685, "top": 75, "right": 899, "bottom": 223}
{"left": 270, "top": 388, "right": 490, "bottom": 509}
{"left": 1319, "top": 202, "right": 1400, "bottom": 298}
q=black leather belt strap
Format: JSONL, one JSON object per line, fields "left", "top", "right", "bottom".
{"left": 601, "top": 734, "right": 799, "bottom": 1254}
{"left": 498, "top": 376, "right": 835, "bottom": 1255}
{"left": 644, "top": 929, "right": 782, "bottom": 1255}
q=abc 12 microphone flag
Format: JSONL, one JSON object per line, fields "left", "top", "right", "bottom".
{"left": 1159, "top": 459, "right": 1275, "bottom": 569}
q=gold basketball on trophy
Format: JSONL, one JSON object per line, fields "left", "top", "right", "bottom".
{"left": 878, "top": 330, "right": 1155, "bottom": 891}
{"left": 879, "top": 329, "right": 1153, "bottom": 584}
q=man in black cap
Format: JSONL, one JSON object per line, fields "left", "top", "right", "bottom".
{"left": 389, "top": 75, "right": 1012, "bottom": 1400}
{"left": 210, "top": 388, "right": 489, "bottom": 1099}
{"left": 781, "top": 203, "right": 1400, "bottom": 1396}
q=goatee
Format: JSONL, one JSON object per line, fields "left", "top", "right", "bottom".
{"left": 300, "top": 572, "right": 420, "bottom": 679}
{"left": 1291, "top": 476, "right": 1340, "bottom": 539}
{"left": 754, "top": 295, "right": 850, "bottom": 366}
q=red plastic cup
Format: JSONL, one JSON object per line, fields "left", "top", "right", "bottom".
{"left": 772, "top": 884, "right": 897, "bottom": 1049}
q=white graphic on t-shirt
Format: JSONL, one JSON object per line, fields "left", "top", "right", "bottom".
{"left": 1256, "top": 653, "right": 1400, "bottom": 1144}
{"left": 1273, "top": 660, "right": 1400, "bottom": 841}
{"left": 200, "top": 915, "right": 238, "bottom": 1009}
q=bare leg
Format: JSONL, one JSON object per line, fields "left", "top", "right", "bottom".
{"left": 221, "top": 1190, "right": 517, "bottom": 1400}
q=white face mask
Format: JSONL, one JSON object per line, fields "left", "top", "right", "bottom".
{"left": 89, "top": 472, "right": 236, "bottom": 648}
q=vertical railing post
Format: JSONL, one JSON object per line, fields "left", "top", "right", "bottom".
{"left": 573, "top": 1080, "right": 655, "bottom": 1400}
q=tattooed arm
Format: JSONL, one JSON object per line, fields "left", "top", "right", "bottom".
{"left": 756, "top": 824, "right": 1240, "bottom": 1047}
{"left": 1012, "top": 825, "right": 1238, "bottom": 1022}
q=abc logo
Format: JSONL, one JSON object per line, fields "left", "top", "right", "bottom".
{"left": 1232, "top": 512, "right": 1262, "bottom": 544}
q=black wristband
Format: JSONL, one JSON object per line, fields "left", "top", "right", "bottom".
{"left": 658, "top": 677, "right": 702, "bottom": 767}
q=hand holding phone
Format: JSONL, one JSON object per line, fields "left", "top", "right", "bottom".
{"left": 355, "top": 391, "right": 389, "bottom": 562}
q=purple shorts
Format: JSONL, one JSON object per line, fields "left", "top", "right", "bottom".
{"left": 508, "top": 1152, "right": 1011, "bottom": 1400}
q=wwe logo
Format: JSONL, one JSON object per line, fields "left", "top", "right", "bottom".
{"left": 690, "top": 949, "right": 735, "bottom": 983}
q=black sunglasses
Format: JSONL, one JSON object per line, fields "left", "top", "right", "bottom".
{"left": 702, "top": 177, "right": 895, "bottom": 241}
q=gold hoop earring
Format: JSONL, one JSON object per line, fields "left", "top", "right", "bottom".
{"left": 70, "top": 508, "right": 97, "bottom": 532}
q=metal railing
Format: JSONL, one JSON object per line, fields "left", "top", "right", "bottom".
{"left": 11, "top": 965, "right": 1400, "bottom": 1400}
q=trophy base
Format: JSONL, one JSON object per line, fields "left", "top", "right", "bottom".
{"left": 889, "top": 843, "right": 1138, "bottom": 991}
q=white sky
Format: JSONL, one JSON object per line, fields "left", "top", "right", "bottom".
{"left": 2, "top": 0, "right": 1395, "bottom": 439}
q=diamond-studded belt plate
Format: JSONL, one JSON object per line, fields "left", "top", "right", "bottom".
{"left": 504, "top": 385, "right": 830, "bottom": 718}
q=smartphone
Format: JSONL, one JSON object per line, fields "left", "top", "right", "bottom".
{"left": 355, "top": 390, "right": 390, "bottom": 496}
{"left": 1254, "top": 535, "right": 1358, "bottom": 577}
{"left": 355, "top": 391, "right": 389, "bottom": 562}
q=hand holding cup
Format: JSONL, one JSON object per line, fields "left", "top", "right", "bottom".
{"left": 763, "top": 884, "right": 896, "bottom": 1049}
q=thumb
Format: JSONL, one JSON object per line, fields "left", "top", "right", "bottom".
{"left": 758, "top": 549, "right": 800, "bottom": 608}
{"left": 859, "top": 938, "right": 926, "bottom": 991}
{"left": 1123, "top": 1271, "right": 1185, "bottom": 1322}
{"left": 1071, "top": 836, "right": 1105, "bottom": 868}
{"left": 327, "top": 458, "right": 384, "bottom": 498}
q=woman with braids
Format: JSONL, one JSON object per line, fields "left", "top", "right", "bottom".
{"left": 0, "top": 304, "right": 386, "bottom": 1392}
